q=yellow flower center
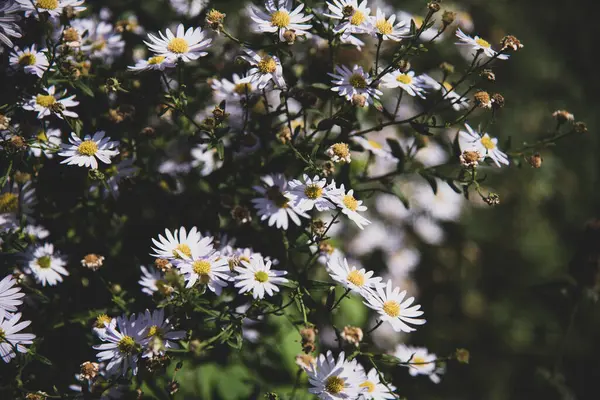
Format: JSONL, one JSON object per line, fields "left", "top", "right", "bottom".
{"left": 413, "top": 16, "right": 424, "bottom": 29}
{"left": 396, "top": 73, "right": 413, "bottom": 85}
{"left": 172, "top": 243, "right": 192, "bottom": 259}
{"left": 475, "top": 38, "right": 491, "bottom": 48}
{"left": 325, "top": 376, "right": 345, "bottom": 394}
{"left": 270, "top": 10, "right": 291, "bottom": 28}
{"left": 359, "top": 381, "right": 376, "bottom": 393}
{"left": 376, "top": 19, "right": 393, "bottom": 35}
{"left": 0, "top": 193, "right": 18, "bottom": 213}
{"left": 383, "top": 300, "right": 401, "bottom": 317}
{"left": 350, "top": 10, "right": 366, "bottom": 26}
{"left": 37, "top": 131, "right": 48, "bottom": 142}
{"left": 36, "top": 0, "right": 59, "bottom": 10}
{"left": 0, "top": 328, "right": 5, "bottom": 343}
{"left": 147, "top": 325, "right": 163, "bottom": 338}
{"left": 331, "top": 143, "right": 350, "bottom": 158}
{"left": 148, "top": 56, "right": 165, "bottom": 65}
{"left": 234, "top": 83, "right": 253, "bottom": 95}
{"left": 94, "top": 314, "right": 111, "bottom": 328}
{"left": 346, "top": 270, "right": 365, "bottom": 287}
{"left": 266, "top": 186, "right": 289, "bottom": 208}
{"left": 84, "top": 254, "right": 101, "bottom": 264}
{"left": 37, "top": 256, "right": 52, "bottom": 269}
{"left": 254, "top": 271, "right": 269, "bottom": 283}
{"left": 349, "top": 73, "right": 367, "bottom": 89}
{"left": 36, "top": 94, "right": 56, "bottom": 108}
{"left": 480, "top": 136, "right": 496, "bottom": 150}
{"left": 117, "top": 335, "right": 137, "bottom": 354}
{"left": 367, "top": 140, "right": 383, "bottom": 149}
{"left": 412, "top": 356, "right": 426, "bottom": 365}
{"left": 167, "top": 37, "right": 189, "bottom": 54}
{"left": 18, "top": 53, "right": 36, "bottom": 66}
{"left": 257, "top": 57, "right": 277, "bottom": 74}
{"left": 91, "top": 39, "right": 107, "bottom": 51}
{"left": 442, "top": 81, "right": 453, "bottom": 92}
{"left": 192, "top": 260, "right": 211, "bottom": 276}
{"left": 78, "top": 140, "right": 98, "bottom": 156}
{"left": 304, "top": 184, "right": 323, "bottom": 199}
{"left": 342, "top": 194, "right": 358, "bottom": 211}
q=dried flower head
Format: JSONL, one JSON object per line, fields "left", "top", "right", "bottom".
{"left": 141, "top": 127, "right": 156, "bottom": 136}
{"left": 231, "top": 205, "right": 252, "bottom": 224}
{"left": 326, "top": 142, "right": 351, "bottom": 163}
{"left": 341, "top": 326, "right": 363, "bottom": 346}
{"left": 300, "top": 326, "right": 317, "bottom": 343}
{"left": 206, "top": 9, "right": 226, "bottom": 30}
{"left": 295, "top": 353, "right": 316, "bottom": 369}
{"left": 311, "top": 219, "right": 327, "bottom": 236}
{"left": 79, "top": 361, "right": 100, "bottom": 380}
{"left": 491, "top": 93, "right": 505, "bottom": 109}
{"left": 321, "top": 161, "right": 336, "bottom": 177}
{"left": 481, "top": 69, "right": 496, "bottom": 81}
{"left": 277, "top": 126, "right": 292, "bottom": 144}
{"left": 455, "top": 348, "right": 470, "bottom": 364}
{"left": 484, "top": 193, "right": 500, "bottom": 206}
{"left": 283, "top": 29, "right": 297, "bottom": 44}
{"left": 460, "top": 150, "right": 482, "bottom": 167}
{"left": 14, "top": 171, "right": 31, "bottom": 184}
{"left": 0, "top": 113, "right": 10, "bottom": 130}
{"left": 500, "top": 35, "right": 523, "bottom": 52}
{"left": 473, "top": 91, "right": 492, "bottom": 109}
{"left": 396, "top": 59, "right": 411, "bottom": 73}
{"left": 154, "top": 258, "right": 173, "bottom": 272}
{"left": 62, "top": 27, "right": 81, "bottom": 47}
{"left": 9, "top": 135, "right": 27, "bottom": 151}
{"left": 574, "top": 121, "right": 588, "bottom": 134}
{"left": 442, "top": 11, "right": 457, "bottom": 26}
{"left": 528, "top": 153, "right": 542, "bottom": 168}
{"left": 81, "top": 253, "right": 105, "bottom": 270}
{"left": 552, "top": 110, "right": 574, "bottom": 124}
{"left": 212, "top": 105, "right": 229, "bottom": 122}
{"left": 351, "top": 94, "right": 367, "bottom": 107}
{"left": 25, "top": 394, "right": 46, "bottom": 400}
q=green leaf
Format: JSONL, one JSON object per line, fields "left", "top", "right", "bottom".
{"left": 74, "top": 80, "right": 94, "bottom": 97}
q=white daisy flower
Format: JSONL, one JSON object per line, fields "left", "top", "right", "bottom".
{"left": 128, "top": 55, "right": 176, "bottom": 72}
{"left": 307, "top": 350, "right": 365, "bottom": 399}
{"left": 139, "top": 265, "right": 162, "bottom": 296}
{"left": 140, "top": 309, "right": 185, "bottom": 358}
{"left": 210, "top": 73, "right": 257, "bottom": 101}
{"left": 327, "top": 256, "right": 383, "bottom": 295}
{"left": 93, "top": 313, "right": 145, "bottom": 376}
{"left": 240, "top": 48, "right": 286, "bottom": 90}
{"left": 0, "top": 310, "right": 36, "bottom": 364}
{"left": 329, "top": 184, "right": 370, "bottom": 230}
{"left": 191, "top": 144, "right": 223, "bottom": 177}
{"left": 251, "top": 174, "right": 308, "bottom": 230}
{"left": 177, "top": 252, "right": 231, "bottom": 294}
{"left": 249, "top": 0, "right": 313, "bottom": 43}
{"left": 150, "top": 227, "right": 213, "bottom": 261}
{"left": 363, "top": 280, "right": 426, "bottom": 333}
{"left": 380, "top": 70, "right": 425, "bottom": 98}
{"left": 329, "top": 65, "right": 381, "bottom": 106}
{"left": 415, "top": 74, "right": 470, "bottom": 111}
{"left": 1, "top": 180, "right": 36, "bottom": 232}
{"left": 23, "top": 86, "right": 79, "bottom": 120}
{"left": 459, "top": 123, "right": 509, "bottom": 167}
{"left": 357, "top": 366, "right": 397, "bottom": 399}
{"left": 352, "top": 136, "right": 395, "bottom": 160}
{"left": 58, "top": 131, "right": 120, "bottom": 170}
{"left": 30, "top": 128, "right": 61, "bottom": 158}
{"left": 9, "top": 45, "right": 49, "bottom": 78}
{"left": 144, "top": 24, "right": 211, "bottom": 63}
{"left": 393, "top": 344, "right": 443, "bottom": 384}
{"left": 25, "top": 243, "right": 69, "bottom": 287}
{"left": 0, "top": 2, "right": 22, "bottom": 48}
{"left": 74, "top": 19, "right": 125, "bottom": 64}
{"left": 234, "top": 254, "right": 288, "bottom": 300}
{"left": 22, "top": 224, "right": 50, "bottom": 240}
{"left": 369, "top": 8, "right": 407, "bottom": 41}
{"left": 0, "top": 275, "right": 24, "bottom": 314}
{"left": 325, "top": 0, "right": 371, "bottom": 38}
{"left": 287, "top": 174, "right": 336, "bottom": 212}
{"left": 16, "top": 0, "right": 85, "bottom": 19}
{"left": 455, "top": 28, "right": 509, "bottom": 60}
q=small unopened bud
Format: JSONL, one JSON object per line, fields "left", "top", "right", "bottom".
{"left": 455, "top": 348, "right": 470, "bottom": 364}
{"left": 574, "top": 121, "right": 588, "bottom": 134}
{"left": 0, "top": 113, "right": 10, "bottom": 130}
{"left": 500, "top": 35, "right": 523, "bottom": 52}
{"left": 442, "top": 11, "right": 457, "bottom": 26}
{"left": 212, "top": 106, "right": 229, "bottom": 122}
{"left": 105, "top": 77, "right": 122, "bottom": 93}
{"left": 491, "top": 93, "right": 505, "bottom": 109}
{"left": 81, "top": 253, "right": 105, "bottom": 271}
{"left": 460, "top": 150, "right": 482, "bottom": 167}
{"left": 484, "top": 193, "right": 500, "bottom": 206}
{"left": 321, "top": 161, "right": 336, "bottom": 177}
{"left": 300, "top": 326, "right": 317, "bottom": 343}
{"left": 552, "top": 110, "right": 574, "bottom": 125}
{"left": 206, "top": 9, "right": 226, "bottom": 30}
{"left": 111, "top": 284, "right": 122, "bottom": 294}
{"left": 396, "top": 59, "right": 411, "bottom": 73}
{"left": 154, "top": 258, "right": 173, "bottom": 272}
{"left": 231, "top": 205, "right": 252, "bottom": 224}
{"left": 481, "top": 69, "right": 495, "bottom": 81}
{"left": 351, "top": 94, "right": 366, "bottom": 107}
{"left": 341, "top": 326, "right": 363, "bottom": 346}
{"left": 79, "top": 361, "right": 100, "bottom": 380}
{"left": 439, "top": 62, "right": 455, "bottom": 74}
{"left": 428, "top": 2, "right": 441, "bottom": 12}
{"left": 528, "top": 153, "right": 542, "bottom": 168}
{"left": 283, "top": 29, "right": 297, "bottom": 44}
{"left": 473, "top": 91, "right": 492, "bottom": 109}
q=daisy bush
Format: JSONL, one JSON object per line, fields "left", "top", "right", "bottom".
{"left": 0, "top": 0, "right": 594, "bottom": 399}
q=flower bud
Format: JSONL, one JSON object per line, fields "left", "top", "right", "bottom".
{"left": 341, "top": 326, "right": 363, "bottom": 346}
{"left": 481, "top": 69, "right": 495, "bottom": 81}
{"left": 154, "top": 258, "right": 173, "bottom": 272}
{"left": 439, "top": 62, "right": 455, "bottom": 74}
{"left": 455, "top": 348, "right": 470, "bottom": 364}
{"left": 81, "top": 253, "right": 105, "bottom": 271}
{"left": 460, "top": 150, "right": 481, "bottom": 167}
{"left": 574, "top": 121, "right": 588, "bottom": 134}
{"left": 206, "top": 9, "right": 226, "bottom": 30}
{"left": 552, "top": 110, "right": 574, "bottom": 124}
{"left": 491, "top": 93, "right": 505, "bottom": 109}
{"left": 283, "top": 29, "right": 297, "bottom": 44}
{"left": 528, "top": 153, "right": 542, "bottom": 168}
{"left": 442, "top": 11, "right": 457, "bottom": 26}
{"left": 500, "top": 35, "right": 523, "bottom": 52}
{"left": 428, "top": 1, "right": 441, "bottom": 12}
{"left": 473, "top": 91, "right": 492, "bottom": 109}
{"left": 80, "top": 361, "right": 100, "bottom": 380}
{"left": 351, "top": 94, "right": 366, "bottom": 107}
